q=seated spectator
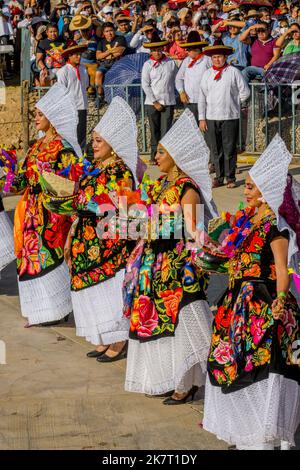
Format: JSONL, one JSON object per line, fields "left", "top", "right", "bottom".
{"left": 272, "top": 15, "right": 289, "bottom": 38}
{"left": 259, "top": 7, "right": 273, "bottom": 27}
{"left": 36, "top": 22, "right": 65, "bottom": 86}
{"left": 49, "top": 2, "right": 69, "bottom": 26}
{"left": 130, "top": 20, "right": 156, "bottom": 53}
{"left": 287, "top": 3, "right": 300, "bottom": 25}
{"left": 276, "top": 23, "right": 300, "bottom": 56}
{"left": 274, "top": 1, "right": 288, "bottom": 16}
{"left": 244, "top": 9, "right": 260, "bottom": 29}
{"left": 240, "top": 21, "right": 280, "bottom": 83}
{"left": 219, "top": 19, "right": 249, "bottom": 70}
{"left": 178, "top": 7, "right": 193, "bottom": 39}
{"left": 95, "top": 21, "right": 127, "bottom": 98}
{"left": 164, "top": 27, "right": 187, "bottom": 62}
{"left": 116, "top": 15, "right": 134, "bottom": 48}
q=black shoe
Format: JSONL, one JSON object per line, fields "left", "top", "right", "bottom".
{"left": 86, "top": 347, "right": 109, "bottom": 358}
{"left": 162, "top": 386, "right": 199, "bottom": 405}
{"left": 96, "top": 342, "right": 128, "bottom": 363}
{"left": 145, "top": 391, "right": 174, "bottom": 399}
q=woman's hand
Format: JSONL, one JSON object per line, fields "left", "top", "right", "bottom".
{"left": 271, "top": 296, "right": 286, "bottom": 320}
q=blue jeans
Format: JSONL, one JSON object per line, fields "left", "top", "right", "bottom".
{"left": 242, "top": 66, "right": 264, "bottom": 84}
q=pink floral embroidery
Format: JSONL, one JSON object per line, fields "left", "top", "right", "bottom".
{"left": 19, "top": 229, "right": 41, "bottom": 277}
{"left": 213, "top": 339, "right": 233, "bottom": 365}
{"left": 245, "top": 354, "right": 254, "bottom": 372}
{"left": 281, "top": 308, "right": 297, "bottom": 337}
{"left": 250, "top": 316, "right": 266, "bottom": 346}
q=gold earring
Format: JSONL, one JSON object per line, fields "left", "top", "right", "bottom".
{"left": 111, "top": 149, "right": 117, "bottom": 159}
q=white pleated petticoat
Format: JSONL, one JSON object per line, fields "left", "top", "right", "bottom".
{"left": 18, "top": 262, "right": 72, "bottom": 325}
{"left": 0, "top": 211, "right": 15, "bottom": 272}
{"left": 125, "top": 300, "right": 213, "bottom": 395}
{"left": 203, "top": 373, "right": 300, "bottom": 449}
{"left": 71, "top": 269, "right": 129, "bottom": 345}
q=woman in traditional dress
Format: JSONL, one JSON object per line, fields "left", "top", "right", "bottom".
{"left": 202, "top": 135, "right": 300, "bottom": 450}
{"left": 123, "top": 109, "right": 217, "bottom": 404}
{"left": 0, "top": 194, "right": 15, "bottom": 274}
{"left": 44, "top": 97, "right": 138, "bottom": 361}
{"left": 8, "top": 83, "right": 83, "bottom": 326}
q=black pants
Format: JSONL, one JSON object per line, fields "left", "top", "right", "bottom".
{"left": 206, "top": 119, "right": 239, "bottom": 183}
{"left": 185, "top": 103, "right": 198, "bottom": 122}
{"left": 77, "top": 109, "right": 87, "bottom": 151}
{"left": 146, "top": 105, "right": 174, "bottom": 160}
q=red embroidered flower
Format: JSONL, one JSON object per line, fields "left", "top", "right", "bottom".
{"left": 137, "top": 296, "right": 158, "bottom": 337}
{"left": 44, "top": 213, "right": 70, "bottom": 249}
{"left": 159, "top": 287, "right": 182, "bottom": 323}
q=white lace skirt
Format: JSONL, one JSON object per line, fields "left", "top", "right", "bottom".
{"left": 18, "top": 262, "right": 72, "bottom": 325}
{"left": 125, "top": 300, "right": 213, "bottom": 395}
{"left": 71, "top": 269, "right": 129, "bottom": 346}
{"left": 0, "top": 211, "right": 15, "bottom": 272}
{"left": 203, "top": 373, "right": 300, "bottom": 448}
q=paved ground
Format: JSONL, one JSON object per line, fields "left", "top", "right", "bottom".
{"left": 0, "top": 164, "right": 299, "bottom": 450}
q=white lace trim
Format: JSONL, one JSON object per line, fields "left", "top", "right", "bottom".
{"left": 125, "top": 300, "right": 213, "bottom": 395}
{"left": 18, "top": 262, "right": 72, "bottom": 324}
{"left": 0, "top": 211, "right": 15, "bottom": 271}
{"left": 71, "top": 269, "right": 129, "bottom": 345}
{"left": 203, "top": 373, "right": 300, "bottom": 448}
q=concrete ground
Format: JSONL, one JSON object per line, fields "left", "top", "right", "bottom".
{"left": 0, "top": 164, "right": 299, "bottom": 450}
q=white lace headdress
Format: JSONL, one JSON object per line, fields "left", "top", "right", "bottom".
{"left": 94, "top": 97, "right": 138, "bottom": 184}
{"left": 36, "top": 83, "right": 82, "bottom": 158}
{"left": 249, "top": 134, "right": 299, "bottom": 269}
{"left": 159, "top": 109, "right": 218, "bottom": 227}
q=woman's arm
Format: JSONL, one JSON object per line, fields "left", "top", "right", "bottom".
{"left": 270, "top": 235, "right": 290, "bottom": 319}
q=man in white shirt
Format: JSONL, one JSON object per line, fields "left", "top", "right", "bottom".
{"left": 198, "top": 45, "right": 250, "bottom": 188}
{"left": 141, "top": 33, "right": 177, "bottom": 162}
{"left": 175, "top": 30, "right": 210, "bottom": 121}
{"left": 57, "top": 41, "right": 89, "bottom": 150}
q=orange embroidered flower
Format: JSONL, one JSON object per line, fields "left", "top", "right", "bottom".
{"left": 73, "top": 275, "right": 83, "bottom": 289}
{"left": 102, "top": 262, "right": 115, "bottom": 276}
{"left": 159, "top": 287, "right": 182, "bottom": 323}
{"left": 253, "top": 347, "right": 271, "bottom": 366}
{"left": 164, "top": 187, "right": 179, "bottom": 206}
{"left": 224, "top": 364, "right": 237, "bottom": 382}
{"left": 84, "top": 225, "right": 95, "bottom": 240}
{"left": 244, "top": 264, "right": 261, "bottom": 277}
{"left": 241, "top": 253, "right": 250, "bottom": 266}
{"left": 130, "top": 299, "right": 140, "bottom": 332}
{"left": 85, "top": 185, "right": 95, "bottom": 200}
{"left": 72, "top": 241, "right": 84, "bottom": 258}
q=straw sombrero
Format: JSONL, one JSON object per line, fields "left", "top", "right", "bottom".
{"left": 61, "top": 40, "right": 88, "bottom": 57}
{"left": 143, "top": 31, "right": 169, "bottom": 49}
{"left": 69, "top": 14, "right": 92, "bottom": 31}
{"left": 203, "top": 45, "right": 234, "bottom": 57}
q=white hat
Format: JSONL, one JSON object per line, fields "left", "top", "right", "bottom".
{"left": 94, "top": 97, "right": 138, "bottom": 184}
{"left": 249, "top": 135, "right": 300, "bottom": 271}
{"left": 249, "top": 134, "right": 291, "bottom": 216}
{"left": 36, "top": 83, "right": 82, "bottom": 158}
{"left": 102, "top": 5, "right": 113, "bottom": 14}
{"left": 160, "top": 109, "right": 218, "bottom": 227}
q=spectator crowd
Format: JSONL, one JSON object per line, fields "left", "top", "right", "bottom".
{"left": 2, "top": 0, "right": 300, "bottom": 186}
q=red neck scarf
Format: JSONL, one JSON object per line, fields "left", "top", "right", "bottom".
{"left": 69, "top": 62, "right": 81, "bottom": 81}
{"left": 212, "top": 63, "right": 228, "bottom": 81}
{"left": 150, "top": 54, "right": 166, "bottom": 68}
{"left": 188, "top": 53, "right": 203, "bottom": 68}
